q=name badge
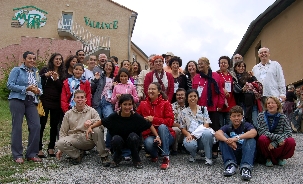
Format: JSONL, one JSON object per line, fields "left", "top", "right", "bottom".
{"left": 107, "top": 90, "right": 112, "bottom": 98}
{"left": 174, "top": 82, "right": 179, "bottom": 93}
{"left": 197, "top": 86, "right": 203, "bottom": 97}
{"left": 134, "top": 79, "right": 138, "bottom": 85}
{"left": 225, "top": 81, "right": 231, "bottom": 92}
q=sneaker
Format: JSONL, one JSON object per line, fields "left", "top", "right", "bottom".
{"left": 124, "top": 156, "right": 132, "bottom": 161}
{"left": 101, "top": 156, "right": 111, "bottom": 167}
{"left": 240, "top": 167, "right": 252, "bottom": 181}
{"left": 278, "top": 159, "right": 286, "bottom": 166}
{"left": 223, "top": 163, "right": 237, "bottom": 176}
{"left": 200, "top": 152, "right": 205, "bottom": 158}
{"left": 71, "top": 156, "right": 82, "bottom": 165}
{"left": 150, "top": 157, "right": 158, "bottom": 162}
{"left": 266, "top": 159, "right": 273, "bottom": 167}
{"left": 160, "top": 157, "right": 170, "bottom": 170}
{"left": 205, "top": 158, "right": 213, "bottom": 166}
{"left": 188, "top": 156, "right": 196, "bottom": 162}
{"left": 133, "top": 162, "right": 144, "bottom": 169}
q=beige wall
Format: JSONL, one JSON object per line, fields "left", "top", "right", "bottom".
{"left": 243, "top": 0, "right": 303, "bottom": 85}
{"left": 0, "top": 0, "right": 134, "bottom": 62}
{"left": 131, "top": 45, "right": 148, "bottom": 70}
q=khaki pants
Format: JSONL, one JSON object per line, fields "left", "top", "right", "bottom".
{"left": 56, "top": 126, "right": 107, "bottom": 158}
{"left": 172, "top": 127, "right": 184, "bottom": 151}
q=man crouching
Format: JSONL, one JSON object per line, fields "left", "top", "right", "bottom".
{"left": 215, "top": 105, "right": 257, "bottom": 181}
{"left": 56, "top": 90, "right": 110, "bottom": 166}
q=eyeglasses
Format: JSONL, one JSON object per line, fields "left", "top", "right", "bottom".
{"left": 235, "top": 57, "right": 241, "bottom": 59}
{"left": 78, "top": 54, "right": 85, "bottom": 56}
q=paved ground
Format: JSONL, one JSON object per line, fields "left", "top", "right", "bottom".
{"left": 11, "top": 133, "right": 303, "bottom": 184}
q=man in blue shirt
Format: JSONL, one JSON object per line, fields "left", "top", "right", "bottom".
{"left": 215, "top": 105, "right": 257, "bottom": 181}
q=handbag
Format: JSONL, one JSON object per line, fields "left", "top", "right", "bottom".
{"left": 37, "top": 99, "right": 45, "bottom": 117}
{"left": 233, "top": 81, "right": 242, "bottom": 93}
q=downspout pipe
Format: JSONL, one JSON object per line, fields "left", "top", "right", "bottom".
{"left": 128, "top": 13, "right": 138, "bottom": 61}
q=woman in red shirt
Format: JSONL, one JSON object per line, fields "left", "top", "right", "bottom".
{"left": 193, "top": 57, "right": 225, "bottom": 158}
{"left": 143, "top": 55, "right": 174, "bottom": 102}
{"left": 216, "top": 56, "right": 237, "bottom": 126}
{"left": 137, "top": 82, "right": 175, "bottom": 170}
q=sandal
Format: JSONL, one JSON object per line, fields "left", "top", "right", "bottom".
{"left": 47, "top": 149, "right": 56, "bottom": 157}
{"left": 110, "top": 161, "right": 120, "bottom": 168}
{"left": 133, "top": 162, "right": 143, "bottom": 169}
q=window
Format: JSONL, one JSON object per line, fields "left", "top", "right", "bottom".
{"left": 62, "top": 12, "right": 73, "bottom": 30}
{"left": 255, "top": 41, "right": 261, "bottom": 64}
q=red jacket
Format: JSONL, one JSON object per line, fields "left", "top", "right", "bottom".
{"left": 143, "top": 71, "right": 174, "bottom": 102}
{"left": 114, "top": 65, "right": 119, "bottom": 77}
{"left": 61, "top": 79, "right": 91, "bottom": 113}
{"left": 217, "top": 71, "right": 237, "bottom": 112}
{"left": 192, "top": 72, "right": 225, "bottom": 112}
{"left": 137, "top": 95, "right": 175, "bottom": 139}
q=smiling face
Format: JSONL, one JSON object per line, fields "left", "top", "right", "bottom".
{"left": 219, "top": 59, "right": 229, "bottom": 72}
{"left": 120, "top": 100, "right": 133, "bottom": 115}
{"left": 198, "top": 59, "right": 209, "bottom": 72}
{"left": 187, "top": 91, "right": 198, "bottom": 106}
{"left": 230, "top": 112, "right": 243, "bottom": 128}
{"left": 104, "top": 61, "right": 113, "bottom": 76}
{"left": 171, "top": 61, "right": 179, "bottom": 72}
{"left": 119, "top": 72, "right": 129, "bottom": 84}
{"left": 24, "top": 54, "right": 36, "bottom": 68}
{"left": 187, "top": 62, "right": 197, "bottom": 75}
{"left": 122, "top": 60, "right": 131, "bottom": 71}
{"left": 53, "top": 55, "right": 62, "bottom": 68}
{"left": 235, "top": 63, "right": 245, "bottom": 74}
{"left": 73, "top": 65, "right": 84, "bottom": 79}
{"left": 77, "top": 51, "right": 85, "bottom": 63}
{"left": 98, "top": 54, "right": 107, "bottom": 67}
{"left": 70, "top": 58, "right": 78, "bottom": 69}
{"left": 258, "top": 48, "right": 270, "bottom": 63}
{"left": 266, "top": 97, "right": 279, "bottom": 114}
{"left": 176, "top": 90, "right": 185, "bottom": 104}
{"left": 148, "top": 83, "right": 160, "bottom": 101}
{"left": 154, "top": 58, "right": 164, "bottom": 71}
{"left": 87, "top": 55, "right": 97, "bottom": 69}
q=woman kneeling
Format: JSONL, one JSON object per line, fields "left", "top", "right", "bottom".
{"left": 179, "top": 89, "right": 214, "bottom": 165}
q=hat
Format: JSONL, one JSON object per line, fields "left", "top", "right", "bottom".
{"left": 162, "top": 52, "right": 174, "bottom": 58}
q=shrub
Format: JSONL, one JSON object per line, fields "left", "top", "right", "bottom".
{"left": 0, "top": 56, "right": 19, "bottom": 100}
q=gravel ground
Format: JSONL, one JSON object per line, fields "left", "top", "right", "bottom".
{"left": 9, "top": 133, "right": 303, "bottom": 184}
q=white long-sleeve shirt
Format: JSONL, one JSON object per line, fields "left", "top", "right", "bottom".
{"left": 252, "top": 60, "right": 286, "bottom": 97}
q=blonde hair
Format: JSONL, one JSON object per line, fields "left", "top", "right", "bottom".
{"left": 198, "top": 57, "right": 211, "bottom": 69}
{"left": 265, "top": 96, "right": 282, "bottom": 113}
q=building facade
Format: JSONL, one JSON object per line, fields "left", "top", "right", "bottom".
{"left": 0, "top": 0, "right": 148, "bottom": 70}
{"left": 233, "top": 0, "right": 303, "bottom": 86}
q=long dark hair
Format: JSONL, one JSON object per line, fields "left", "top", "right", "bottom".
{"left": 114, "top": 68, "right": 130, "bottom": 83}
{"left": 104, "top": 60, "right": 115, "bottom": 79}
{"left": 47, "top": 53, "right": 66, "bottom": 79}
{"left": 184, "top": 60, "right": 198, "bottom": 76}
{"left": 65, "top": 55, "right": 79, "bottom": 69}
{"left": 131, "top": 61, "right": 142, "bottom": 76}
{"left": 150, "top": 82, "right": 168, "bottom": 100}
{"left": 118, "top": 94, "right": 136, "bottom": 111}
{"left": 233, "top": 61, "right": 251, "bottom": 84}
{"left": 185, "top": 89, "right": 199, "bottom": 107}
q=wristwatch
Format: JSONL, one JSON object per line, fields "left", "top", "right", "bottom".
{"left": 156, "top": 136, "right": 160, "bottom": 138}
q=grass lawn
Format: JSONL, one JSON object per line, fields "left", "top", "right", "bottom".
{"left": 0, "top": 98, "right": 51, "bottom": 183}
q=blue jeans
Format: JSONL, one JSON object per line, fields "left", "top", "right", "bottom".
{"left": 95, "top": 96, "right": 114, "bottom": 149}
{"left": 219, "top": 112, "right": 230, "bottom": 127}
{"left": 219, "top": 133, "right": 256, "bottom": 170}
{"left": 144, "top": 124, "right": 174, "bottom": 157}
{"left": 242, "top": 105, "right": 258, "bottom": 128}
{"left": 183, "top": 129, "right": 213, "bottom": 159}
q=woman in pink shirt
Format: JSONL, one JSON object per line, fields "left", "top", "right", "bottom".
{"left": 192, "top": 57, "right": 225, "bottom": 158}
{"left": 111, "top": 68, "right": 139, "bottom": 111}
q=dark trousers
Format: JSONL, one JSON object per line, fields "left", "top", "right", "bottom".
{"left": 111, "top": 133, "right": 141, "bottom": 163}
{"left": 209, "top": 111, "right": 220, "bottom": 152}
{"left": 9, "top": 96, "right": 41, "bottom": 159}
{"left": 39, "top": 107, "right": 63, "bottom": 150}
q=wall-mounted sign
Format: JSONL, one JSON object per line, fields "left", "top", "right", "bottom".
{"left": 11, "top": 6, "right": 47, "bottom": 29}
{"left": 84, "top": 17, "right": 118, "bottom": 29}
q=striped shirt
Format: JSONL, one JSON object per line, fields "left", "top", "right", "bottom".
{"left": 257, "top": 112, "right": 292, "bottom": 148}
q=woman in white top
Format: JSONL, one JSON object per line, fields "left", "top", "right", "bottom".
{"left": 179, "top": 89, "right": 214, "bottom": 165}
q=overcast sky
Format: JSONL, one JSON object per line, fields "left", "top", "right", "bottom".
{"left": 114, "top": 0, "right": 276, "bottom": 71}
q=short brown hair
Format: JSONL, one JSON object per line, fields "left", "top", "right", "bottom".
{"left": 229, "top": 105, "right": 244, "bottom": 116}
{"left": 74, "top": 90, "right": 86, "bottom": 97}
{"left": 265, "top": 96, "right": 282, "bottom": 113}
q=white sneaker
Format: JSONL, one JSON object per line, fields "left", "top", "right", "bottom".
{"left": 205, "top": 158, "right": 213, "bottom": 166}
{"left": 223, "top": 163, "right": 237, "bottom": 176}
{"left": 189, "top": 156, "right": 196, "bottom": 162}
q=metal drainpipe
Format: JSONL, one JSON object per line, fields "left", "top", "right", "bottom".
{"left": 128, "top": 13, "right": 137, "bottom": 61}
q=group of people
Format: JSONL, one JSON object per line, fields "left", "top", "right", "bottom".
{"left": 7, "top": 47, "right": 296, "bottom": 181}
